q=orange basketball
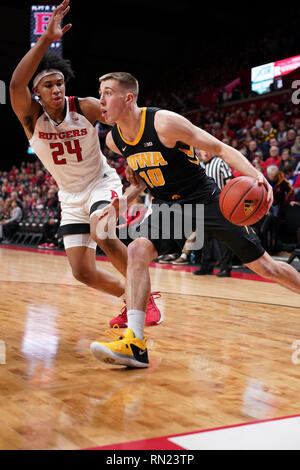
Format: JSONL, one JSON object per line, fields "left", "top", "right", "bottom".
{"left": 219, "top": 176, "right": 269, "bottom": 226}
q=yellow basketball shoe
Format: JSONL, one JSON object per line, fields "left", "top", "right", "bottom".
{"left": 90, "top": 325, "right": 149, "bottom": 368}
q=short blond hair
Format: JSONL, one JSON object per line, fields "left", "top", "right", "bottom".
{"left": 99, "top": 72, "right": 139, "bottom": 98}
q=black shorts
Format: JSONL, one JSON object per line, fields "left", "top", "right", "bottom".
{"left": 136, "top": 193, "right": 265, "bottom": 264}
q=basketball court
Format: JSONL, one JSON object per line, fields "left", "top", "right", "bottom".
{"left": 0, "top": 245, "right": 300, "bottom": 450}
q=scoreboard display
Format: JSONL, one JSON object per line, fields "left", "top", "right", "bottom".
{"left": 30, "top": 5, "right": 63, "bottom": 56}
{"left": 251, "top": 54, "right": 300, "bottom": 95}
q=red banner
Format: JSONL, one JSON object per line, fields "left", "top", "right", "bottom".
{"left": 274, "top": 55, "right": 300, "bottom": 77}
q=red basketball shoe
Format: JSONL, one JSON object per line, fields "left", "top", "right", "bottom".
{"left": 109, "top": 292, "right": 162, "bottom": 328}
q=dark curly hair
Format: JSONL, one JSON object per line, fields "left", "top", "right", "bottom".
{"left": 32, "top": 51, "right": 75, "bottom": 86}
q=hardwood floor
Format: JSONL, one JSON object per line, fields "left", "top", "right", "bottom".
{"left": 0, "top": 247, "right": 299, "bottom": 450}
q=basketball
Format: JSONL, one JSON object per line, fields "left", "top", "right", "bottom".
{"left": 219, "top": 176, "right": 269, "bottom": 226}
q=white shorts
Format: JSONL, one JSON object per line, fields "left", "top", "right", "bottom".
{"left": 58, "top": 172, "right": 122, "bottom": 250}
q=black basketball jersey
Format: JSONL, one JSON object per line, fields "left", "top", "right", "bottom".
{"left": 111, "top": 107, "right": 217, "bottom": 202}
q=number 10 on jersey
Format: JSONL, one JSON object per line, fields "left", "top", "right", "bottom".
{"left": 139, "top": 168, "right": 165, "bottom": 188}
{"left": 50, "top": 140, "right": 83, "bottom": 165}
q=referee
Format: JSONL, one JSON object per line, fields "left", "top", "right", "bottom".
{"left": 194, "top": 150, "right": 234, "bottom": 277}
{"left": 200, "top": 152, "right": 233, "bottom": 189}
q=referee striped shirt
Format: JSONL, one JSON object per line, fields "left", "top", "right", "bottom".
{"left": 200, "top": 156, "right": 233, "bottom": 190}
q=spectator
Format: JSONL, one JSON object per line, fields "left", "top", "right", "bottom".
{"left": 230, "top": 137, "right": 239, "bottom": 150}
{"left": 158, "top": 232, "right": 197, "bottom": 266}
{"left": 2, "top": 198, "right": 12, "bottom": 220}
{"left": 38, "top": 208, "right": 61, "bottom": 251}
{"left": 249, "top": 126, "right": 260, "bottom": 141}
{"left": 284, "top": 164, "right": 299, "bottom": 188}
{"left": 252, "top": 154, "right": 267, "bottom": 174}
{"left": 44, "top": 188, "right": 59, "bottom": 210}
{"left": 293, "top": 118, "right": 300, "bottom": 132}
{"left": 269, "top": 137, "right": 279, "bottom": 148}
{"left": 211, "top": 122, "right": 225, "bottom": 141}
{"left": 10, "top": 191, "right": 23, "bottom": 208}
{"left": 290, "top": 169, "right": 300, "bottom": 196}
{"left": 258, "top": 121, "right": 278, "bottom": 157}
{"left": 0, "top": 200, "right": 22, "bottom": 243}
{"left": 31, "top": 170, "right": 45, "bottom": 188}
{"left": 277, "top": 120, "right": 288, "bottom": 146}
{"left": 28, "top": 191, "right": 39, "bottom": 209}
{"left": 222, "top": 123, "right": 236, "bottom": 141}
{"left": 282, "top": 129, "right": 297, "bottom": 151}
{"left": 0, "top": 197, "right": 4, "bottom": 220}
{"left": 279, "top": 148, "right": 297, "bottom": 172}
{"left": 36, "top": 198, "right": 44, "bottom": 210}
{"left": 260, "top": 165, "right": 294, "bottom": 252}
{"left": 263, "top": 146, "right": 281, "bottom": 174}
{"left": 246, "top": 140, "right": 263, "bottom": 162}
{"left": 237, "top": 110, "right": 250, "bottom": 130}
{"left": 21, "top": 195, "right": 31, "bottom": 211}
{"left": 266, "top": 165, "right": 294, "bottom": 213}
{"left": 291, "top": 130, "right": 300, "bottom": 159}
{"left": 0, "top": 177, "right": 12, "bottom": 196}
{"left": 16, "top": 183, "right": 29, "bottom": 202}
{"left": 262, "top": 121, "right": 278, "bottom": 142}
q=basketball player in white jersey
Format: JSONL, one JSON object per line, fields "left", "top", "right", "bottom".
{"left": 9, "top": 0, "right": 161, "bottom": 327}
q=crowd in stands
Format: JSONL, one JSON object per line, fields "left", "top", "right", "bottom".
{"left": 1, "top": 91, "right": 300, "bottom": 261}
{"left": 0, "top": 161, "right": 60, "bottom": 246}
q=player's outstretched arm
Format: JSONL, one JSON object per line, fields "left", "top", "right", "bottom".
{"left": 79, "top": 97, "right": 111, "bottom": 126}
{"left": 155, "top": 110, "right": 273, "bottom": 209}
{"left": 10, "top": 0, "right": 72, "bottom": 131}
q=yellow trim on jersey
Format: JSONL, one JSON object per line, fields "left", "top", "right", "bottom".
{"left": 178, "top": 145, "right": 194, "bottom": 157}
{"left": 178, "top": 145, "right": 200, "bottom": 165}
{"left": 117, "top": 107, "right": 147, "bottom": 146}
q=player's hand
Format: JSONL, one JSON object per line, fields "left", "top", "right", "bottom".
{"left": 125, "top": 166, "right": 141, "bottom": 187}
{"left": 256, "top": 172, "right": 273, "bottom": 211}
{"left": 98, "top": 196, "right": 127, "bottom": 222}
{"left": 44, "top": 0, "right": 72, "bottom": 41}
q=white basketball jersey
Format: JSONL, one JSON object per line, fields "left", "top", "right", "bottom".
{"left": 29, "top": 96, "right": 116, "bottom": 196}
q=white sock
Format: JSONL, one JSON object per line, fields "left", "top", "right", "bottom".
{"left": 127, "top": 309, "right": 145, "bottom": 340}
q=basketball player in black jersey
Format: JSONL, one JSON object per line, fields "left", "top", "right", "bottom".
{"left": 90, "top": 71, "right": 300, "bottom": 368}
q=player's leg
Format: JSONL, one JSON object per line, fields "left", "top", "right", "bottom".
{"left": 90, "top": 237, "right": 158, "bottom": 368}
{"left": 246, "top": 251, "right": 300, "bottom": 294}
{"left": 65, "top": 235, "right": 125, "bottom": 297}
{"left": 88, "top": 175, "right": 128, "bottom": 277}
{"left": 214, "top": 225, "right": 300, "bottom": 293}
{"left": 126, "top": 237, "right": 158, "bottom": 314}
{"left": 89, "top": 190, "right": 162, "bottom": 328}
{"left": 90, "top": 211, "right": 128, "bottom": 277}
{"left": 90, "top": 201, "right": 167, "bottom": 367}
{"left": 59, "top": 194, "right": 125, "bottom": 297}
{"left": 204, "top": 195, "right": 300, "bottom": 294}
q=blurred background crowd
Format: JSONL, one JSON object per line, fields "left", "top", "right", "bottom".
{"left": 1, "top": 88, "right": 300, "bottom": 261}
